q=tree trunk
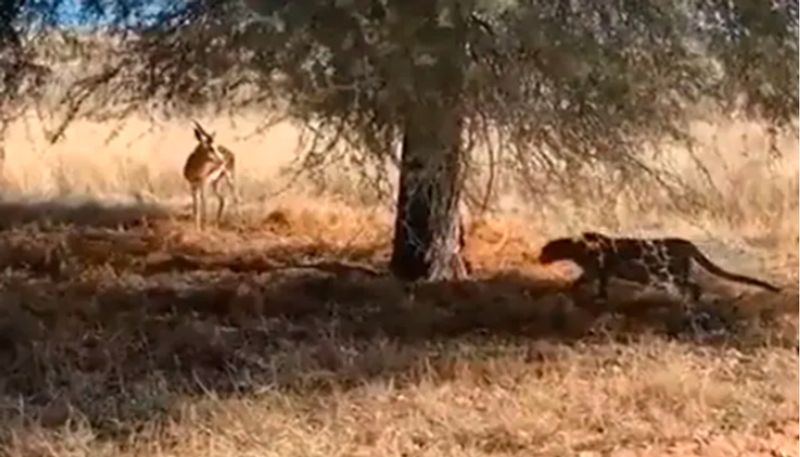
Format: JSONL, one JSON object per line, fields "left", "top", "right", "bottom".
{"left": 388, "top": 2, "right": 469, "bottom": 282}
{"left": 389, "top": 111, "right": 469, "bottom": 281}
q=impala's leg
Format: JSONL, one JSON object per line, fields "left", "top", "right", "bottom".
{"left": 229, "top": 170, "right": 239, "bottom": 215}
{"left": 212, "top": 177, "right": 226, "bottom": 223}
{"left": 199, "top": 182, "right": 208, "bottom": 229}
{"left": 225, "top": 169, "right": 239, "bottom": 216}
{"left": 191, "top": 184, "right": 201, "bottom": 230}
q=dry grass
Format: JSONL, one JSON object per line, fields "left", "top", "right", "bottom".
{"left": 0, "top": 112, "right": 797, "bottom": 456}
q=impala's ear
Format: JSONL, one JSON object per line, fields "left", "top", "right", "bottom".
{"left": 192, "top": 120, "right": 214, "bottom": 143}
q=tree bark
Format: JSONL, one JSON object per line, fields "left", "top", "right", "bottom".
{"left": 389, "top": 111, "right": 470, "bottom": 281}
{"left": 388, "top": 2, "right": 469, "bottom": 282}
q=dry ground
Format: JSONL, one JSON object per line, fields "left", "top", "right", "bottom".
{"left": 0, "top": 114, "right": 797, "bottom": 456}
{"left": 0, "top": 199, "right": 796, "bottom": 457}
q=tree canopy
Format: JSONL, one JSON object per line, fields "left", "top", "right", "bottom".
{"left": 3, "top": 1, "right": 796, "bottom": 153}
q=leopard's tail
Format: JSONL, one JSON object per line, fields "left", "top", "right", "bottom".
{"left": 687, "top": 243, "right": 781, "bottom": 293}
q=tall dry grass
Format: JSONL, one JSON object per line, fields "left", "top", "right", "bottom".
{"left": 2, "top": 110, "right": 796, "bottom": 264}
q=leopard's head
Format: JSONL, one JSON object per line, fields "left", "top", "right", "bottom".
{"left": 538, "top": 237, "right": 585, "bottom": 264}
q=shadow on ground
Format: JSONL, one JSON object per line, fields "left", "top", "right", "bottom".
{"left": 0, "top": 198, "right": 170, "bottom": 230}
{"left": 0, "top": 203, "right": 795, "bottom": 442}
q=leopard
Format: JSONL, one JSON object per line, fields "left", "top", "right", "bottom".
{"left": 538, "top": 231, "right": 781, "bottom": 303}
{"left": 537, "top": 231, "right": 782, "bottom": 336}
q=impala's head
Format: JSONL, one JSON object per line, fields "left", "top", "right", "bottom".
{"left": 192, "top": 120, "right": 216, "bottom": 149}
{"left": 191, "top": 120, "right": 228, "bottom": 162}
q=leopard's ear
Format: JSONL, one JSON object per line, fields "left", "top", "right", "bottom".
{"left": 581, "top": 231, "right": 606, "bottom": 241}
